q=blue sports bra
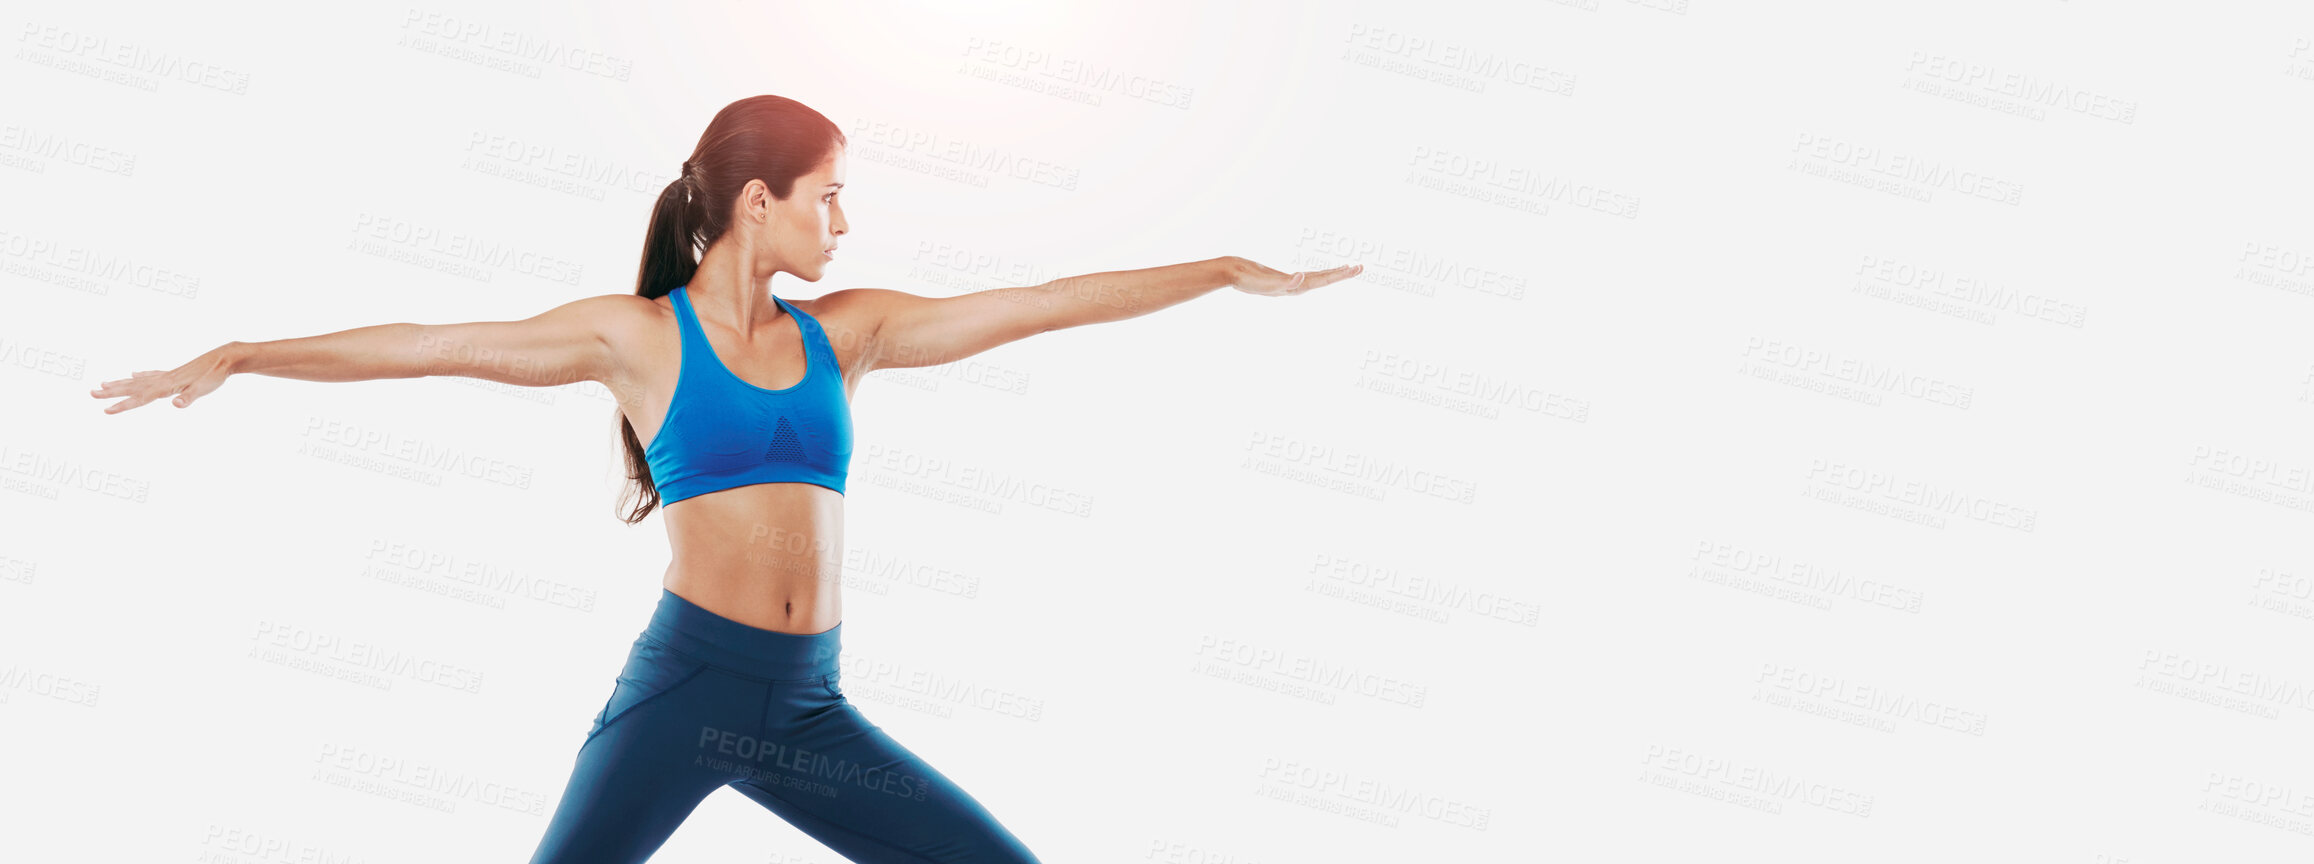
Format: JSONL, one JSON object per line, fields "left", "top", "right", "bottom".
{"left": 644, "top": 285, "right": 854, "bottom": 503}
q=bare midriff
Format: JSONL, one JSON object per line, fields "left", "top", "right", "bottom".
{"left": 660, "top": 482, "right": 845, "bottom": 635}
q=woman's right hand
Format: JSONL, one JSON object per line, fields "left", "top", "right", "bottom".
{"left": 90, "top": 343, "right": 242, "bottom": 414}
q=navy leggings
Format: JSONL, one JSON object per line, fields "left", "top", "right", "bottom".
{"left": 528, "top": 589, "right": 1041, "bottom": 863}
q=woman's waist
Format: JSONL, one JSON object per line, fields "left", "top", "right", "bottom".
{"left": 642, "top": 586, "right": 840, "bottom": 680}
{"left": 663, "top": 556, "right": 842, "bottom": 626}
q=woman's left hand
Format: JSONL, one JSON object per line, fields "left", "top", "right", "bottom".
{"left": 1227, "top": 257, "right": 1364, "bottom": 297}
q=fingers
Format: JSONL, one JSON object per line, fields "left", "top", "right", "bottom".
{"left": 103, "top": 394, "right": 152, "bottom": 414}
{"left": 1277, "top": 260, "right": 1360, "bottom": 294}
{"left": 1298, "top": 263, "right": 1364, "bottom": 292}
{"left": 1231, "top": 260, "right": 1363, "bottom": 296}
{"left": 92, "top": 368, "right": 196, "bottom": 404}
{"left": 93, "top": 378, "right": 187, "bottom": 413}
{"left": 92, "top": 370, "right": 165, "bottom": 393}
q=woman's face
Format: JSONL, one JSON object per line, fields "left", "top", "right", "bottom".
{"left": 759, "top": 147, "right": 848, "bottom": 282}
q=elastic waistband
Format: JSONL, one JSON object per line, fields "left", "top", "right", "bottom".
{"left": 642, "top": 588, "right": 840, "bottom": 681}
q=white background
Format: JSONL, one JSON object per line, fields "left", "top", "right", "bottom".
{"left": 6, "top": 0, "right": 2314, "bottom": 861}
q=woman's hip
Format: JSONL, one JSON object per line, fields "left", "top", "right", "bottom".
{"left": 640, "top": 587, "right": 841, "bottom": 681}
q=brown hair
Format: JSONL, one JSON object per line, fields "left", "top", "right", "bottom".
{"left": 616, "top": 95, "right": 847, "bottom": 524}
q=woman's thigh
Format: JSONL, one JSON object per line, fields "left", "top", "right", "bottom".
{"left": 528, "top": 636, "right": 760, "bottom": 864}
{"left": 720, "top": 676, "right": 1042, "bottom": 863}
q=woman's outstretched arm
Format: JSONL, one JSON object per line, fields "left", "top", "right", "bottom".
{"left": 89, "top": 294, "right": 638, "bottom": 414}
{"left": 853, "top": 255, "right": 1362, "bottom": 372}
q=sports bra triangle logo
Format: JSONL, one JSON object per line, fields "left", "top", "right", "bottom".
{"left": 763, "top": 416, "right": 805, "bottom": 463}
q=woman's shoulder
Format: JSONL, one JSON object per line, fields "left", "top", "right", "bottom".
{"left": 789, "top": 288, "right": 890, "bottom": 344}
{"left": 559, "top": 292, "right": 680, "bottom": 357}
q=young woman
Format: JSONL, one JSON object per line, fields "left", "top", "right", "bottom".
{"left": 89, "top": 94, "right": 1363, "bottom": 863}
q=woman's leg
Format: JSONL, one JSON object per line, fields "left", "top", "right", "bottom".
{"left": 527, "top": 634, "right": 741, "bottom": 864}
{"left": 613, "top": 589, "right": 1041, "bottom": 862}
{"left": 723, "top": 672, "right": 1042, "bottom": 864}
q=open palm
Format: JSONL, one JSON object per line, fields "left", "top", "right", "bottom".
{"left": 1232, "top": 259, "right": 1364, "bottom": 297}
